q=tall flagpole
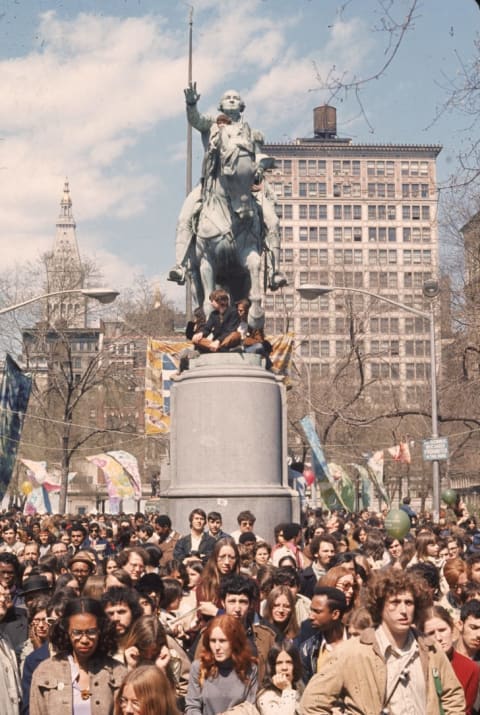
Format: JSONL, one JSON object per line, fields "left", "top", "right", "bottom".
{"left": 185, "top": 7, "right": 193, "bottom": 320}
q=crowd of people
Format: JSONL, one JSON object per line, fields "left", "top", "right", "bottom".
{"left": 0, "top": 498, "right": 479, "bottom": 714}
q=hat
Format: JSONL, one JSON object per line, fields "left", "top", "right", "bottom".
{"left": 21, "top": 575, "right": 51, "bottom": 595}
{"left": 239, "top": 532, "right": 256, "bottom": 544}
{"left": 70, "top": 550, "right": 96, "bottom": 568}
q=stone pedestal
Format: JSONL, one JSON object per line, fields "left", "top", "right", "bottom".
{"left": 162, "top": 353, "right": 299, "bottom": 541}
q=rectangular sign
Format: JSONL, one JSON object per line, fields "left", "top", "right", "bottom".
{"left": 422, "top": 437, "right": 449, "bottom": 461}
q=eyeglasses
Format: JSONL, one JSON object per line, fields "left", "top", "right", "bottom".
{"left": 69, "top": 628, "right": 99, "bottom": 640}
{"left": 217, "top": 555, "right": 236, "bottom": 561}
{"left": 71, "top": 569, "right": 90, "bottom": 576}
{"left": 32, "top": 617, "right": 49, "bottom": 625}
{"left": 119, "top": 696, "right": 141, "bottom": 712}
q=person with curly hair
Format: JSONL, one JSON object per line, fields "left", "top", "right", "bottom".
{"left": 30, "top": 597, "right": 126, "bottom": 715}
{"left": 115, "top": 665, "right": 179, "bottom": 715}
{"left": 185, "top": 614, "right": 257, "bottom": 715}
{"left": 301, "top": 569, "right": 465, "bottom": 715}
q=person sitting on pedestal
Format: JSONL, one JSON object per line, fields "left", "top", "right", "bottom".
{"left": 192, "top": 290, "right": 241, "bottom": 353}
{"left": 236, "top": 298, "right": 272, "bottom": 367}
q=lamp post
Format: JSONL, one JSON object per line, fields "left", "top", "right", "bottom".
{"left": 0, "top": 287, "right": 120, "bottom": 514}
{"left": 296, "top": 281, "right": 441, "bottom": 520}
{"left": 0, "top": 287, "right": 119, "bottom": 316}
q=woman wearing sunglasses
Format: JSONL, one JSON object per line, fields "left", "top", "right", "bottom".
{"left": 30, "top": 597, "right": 126, "bottom": 715}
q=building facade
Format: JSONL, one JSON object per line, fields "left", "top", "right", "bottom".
{"left": 263, "top": 106, "right": 442, "bottom": 406}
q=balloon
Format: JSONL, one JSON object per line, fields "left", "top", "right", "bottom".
{"left": 385, "top": 508, "right": 411, "bottom": 540}
{"left": 20, "top": 481, "right": 33, "bottom": 496}
{"left": 441, "top": 489, "right": 457, "bottom": 506}
{"left": 303, "top": 468, "right": 315, "bottom": 487}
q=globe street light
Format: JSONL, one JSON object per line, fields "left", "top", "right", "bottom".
{"left": 296, "top": 282, "right": 441, "bottom": 520}
{"left": 0, "top": 287, "right": 119, "bottom": 316}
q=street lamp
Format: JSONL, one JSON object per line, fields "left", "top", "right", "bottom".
{"left": 0, "top": 287, "right": 119, "bottom": 316}
{"left": 296, "top": 281, "right": 441, "bottom": 520}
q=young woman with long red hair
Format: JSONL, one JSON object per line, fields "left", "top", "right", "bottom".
{"left": 185, "top": 614, "right": 257, "bottom": 715}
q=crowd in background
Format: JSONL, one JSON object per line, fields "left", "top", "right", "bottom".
{"left": 0, "top": 497, "right": 478, "bottom": 714}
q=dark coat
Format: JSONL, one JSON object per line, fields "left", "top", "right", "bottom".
{"left": 174, "top": 533, "right": 216, "bottom": 563}
{"left": 201, "top": 306, "right": 239, "bottom": 341}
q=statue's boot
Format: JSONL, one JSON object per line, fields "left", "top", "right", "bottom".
{"left": 168, "top": 265, "right": 186, "bottom": 285}
{"left": 269, "top": 271, "right": 288, "bottom": 291}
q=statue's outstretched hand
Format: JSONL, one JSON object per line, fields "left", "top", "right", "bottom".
{"left": 185, "top": 82, "right": 200, "bottom": 106}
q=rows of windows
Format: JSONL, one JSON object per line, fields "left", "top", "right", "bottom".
{"left": 403, "top": 227, "right": 431, "bottom": 242}
{"left": 282, "top": 224, "right": 433, "bottom": 244}
{"left": 402, "top": 183, "right": 430, "bottom": 198}
{"left": 299, "top": 204, "right": 328, "bottom": 220}
{"left": 367, "top": 183, "right": 396, "bottom": 198}
{"left": 367, "top": 160, "right": 395, "bottom": 177}
{"left": 371, "top": 362, "right": 399, "bottom": 379}
{"left": 299, "top": 182, "right": 327, "bottom": 198}
{"left": 299, "top": 226, "right": 328, "bottom": 241}
{"left": 269, "top": 159, "right": 430, "bottom": 179}
{"left": 369, "top": 271, "right": 398, "bottom": 289}
{"left": 298, "top": 159, "right": 327, "bottom": 176}
{"left": 368, "top": 227, "right": 397, "bottom": 242}
{"left": 368, "top": 205, "right": 396, "bottom": 220}
{"left": 281, "top": 247, "right": 433, "bottom": 266}
{"left": 402, "top": 205, "right": 431, "bottom": 220}
{"left": 333, "top": 204, "right": 362, "bottom": 220}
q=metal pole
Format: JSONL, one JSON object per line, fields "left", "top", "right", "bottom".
{"left": 185, "top": 7, "right": 193, "bottom": 321}
{"left": 429, "top": 301, "right": 440, "bottom": 522}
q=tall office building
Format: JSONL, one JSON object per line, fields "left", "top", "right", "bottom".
{"left": 263, "top": 106, "right": 442, "bottom": 405}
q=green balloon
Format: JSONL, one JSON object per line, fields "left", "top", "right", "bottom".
{"left": 385, "top": 509, "right": 411, "bottom": 539}
{"left": 441, "top": 489, "right": 457, "bottom": 506}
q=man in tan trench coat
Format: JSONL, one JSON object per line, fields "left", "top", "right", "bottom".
{"left": 300, "top": 569, "right": 465, "bottom": 715}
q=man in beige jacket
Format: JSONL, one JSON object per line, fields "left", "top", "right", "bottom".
{"left": 301, "top": 569, "right": 465, "bottom": 715}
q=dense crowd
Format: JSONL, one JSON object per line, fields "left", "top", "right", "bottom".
{"left": 0, "top": 499, "right": 479, "bottom": 714}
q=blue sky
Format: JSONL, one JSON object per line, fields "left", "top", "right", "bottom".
{"left": 0, "top": 0, "right": 478, "bottom": 306}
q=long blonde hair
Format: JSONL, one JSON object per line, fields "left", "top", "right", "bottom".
{"left": 115, "top": 665, "right": 179, "bottom": 715}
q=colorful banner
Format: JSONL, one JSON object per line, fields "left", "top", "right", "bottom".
{"left": 328, "top": 462, "right": 355, "bottom": 512}
{"left": 145, "top": 335, "right": 295, "bottom": 435}
{"left": 366, "top": 450, "right": 391, "bottom": 507}
{"left": 86, "top": 453, "right": 135, "bottom": 501}
{"left": 108, "top": 450, "right": 142, "bottom": 500}
{"left": 351, "top": 463, "right": 372, "bottom": 510}
{"left": 268, "top": 332, "right": 295, "bottom": 380}
{"left": 0, "top": 354, "right": 32, "bottom": 501}
{"left": 299, "top": 415, "right": 345, "bottom": 510}
{"left": 387, "top": 441, "right": 412, "bottom": 464}
{"left": 145, "top": 339, "right": 190, "bottom": 435}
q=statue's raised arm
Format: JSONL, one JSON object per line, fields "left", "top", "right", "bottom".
{"left": 184, "top": 82, "right": 215, "bottom": 142}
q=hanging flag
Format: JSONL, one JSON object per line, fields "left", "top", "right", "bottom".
{"left": 23, "top": 486, "right": 47, "bottom": 515}
{"left": 366, "top": 450, "right": 391, "bottom": 507}
{"left": 0, "top": 354, "right": 32, "bottom": 501}
{"left": 86, "top": 453, "right": 135, "bottom": 503}
{"left": 328, "top": 462, "right": 355, "bottom": 512}
{"left": 267, "top": 332, "right": 295, "bottom": 379}
{"left": 145, "top": 339, "right": 190, "bottom": 435}
{"left": 387, "top": 441, "right": 411, "bottom": 464}
{"left": 108, "top": 450, "right": 142, "bottom": 500}
{"left": 299, "top": 415, "right": 345, "bottom": 510}
{"left": 350, "top": 463, "right": 372, "bottom": 510}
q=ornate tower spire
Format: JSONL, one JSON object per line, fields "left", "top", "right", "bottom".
{"left": 45, "top": 179, "right": 86, "bottom": 328}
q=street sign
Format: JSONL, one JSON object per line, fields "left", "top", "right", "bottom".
{"left": 422, "top": 437, "right": 449, "bottom": 461}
